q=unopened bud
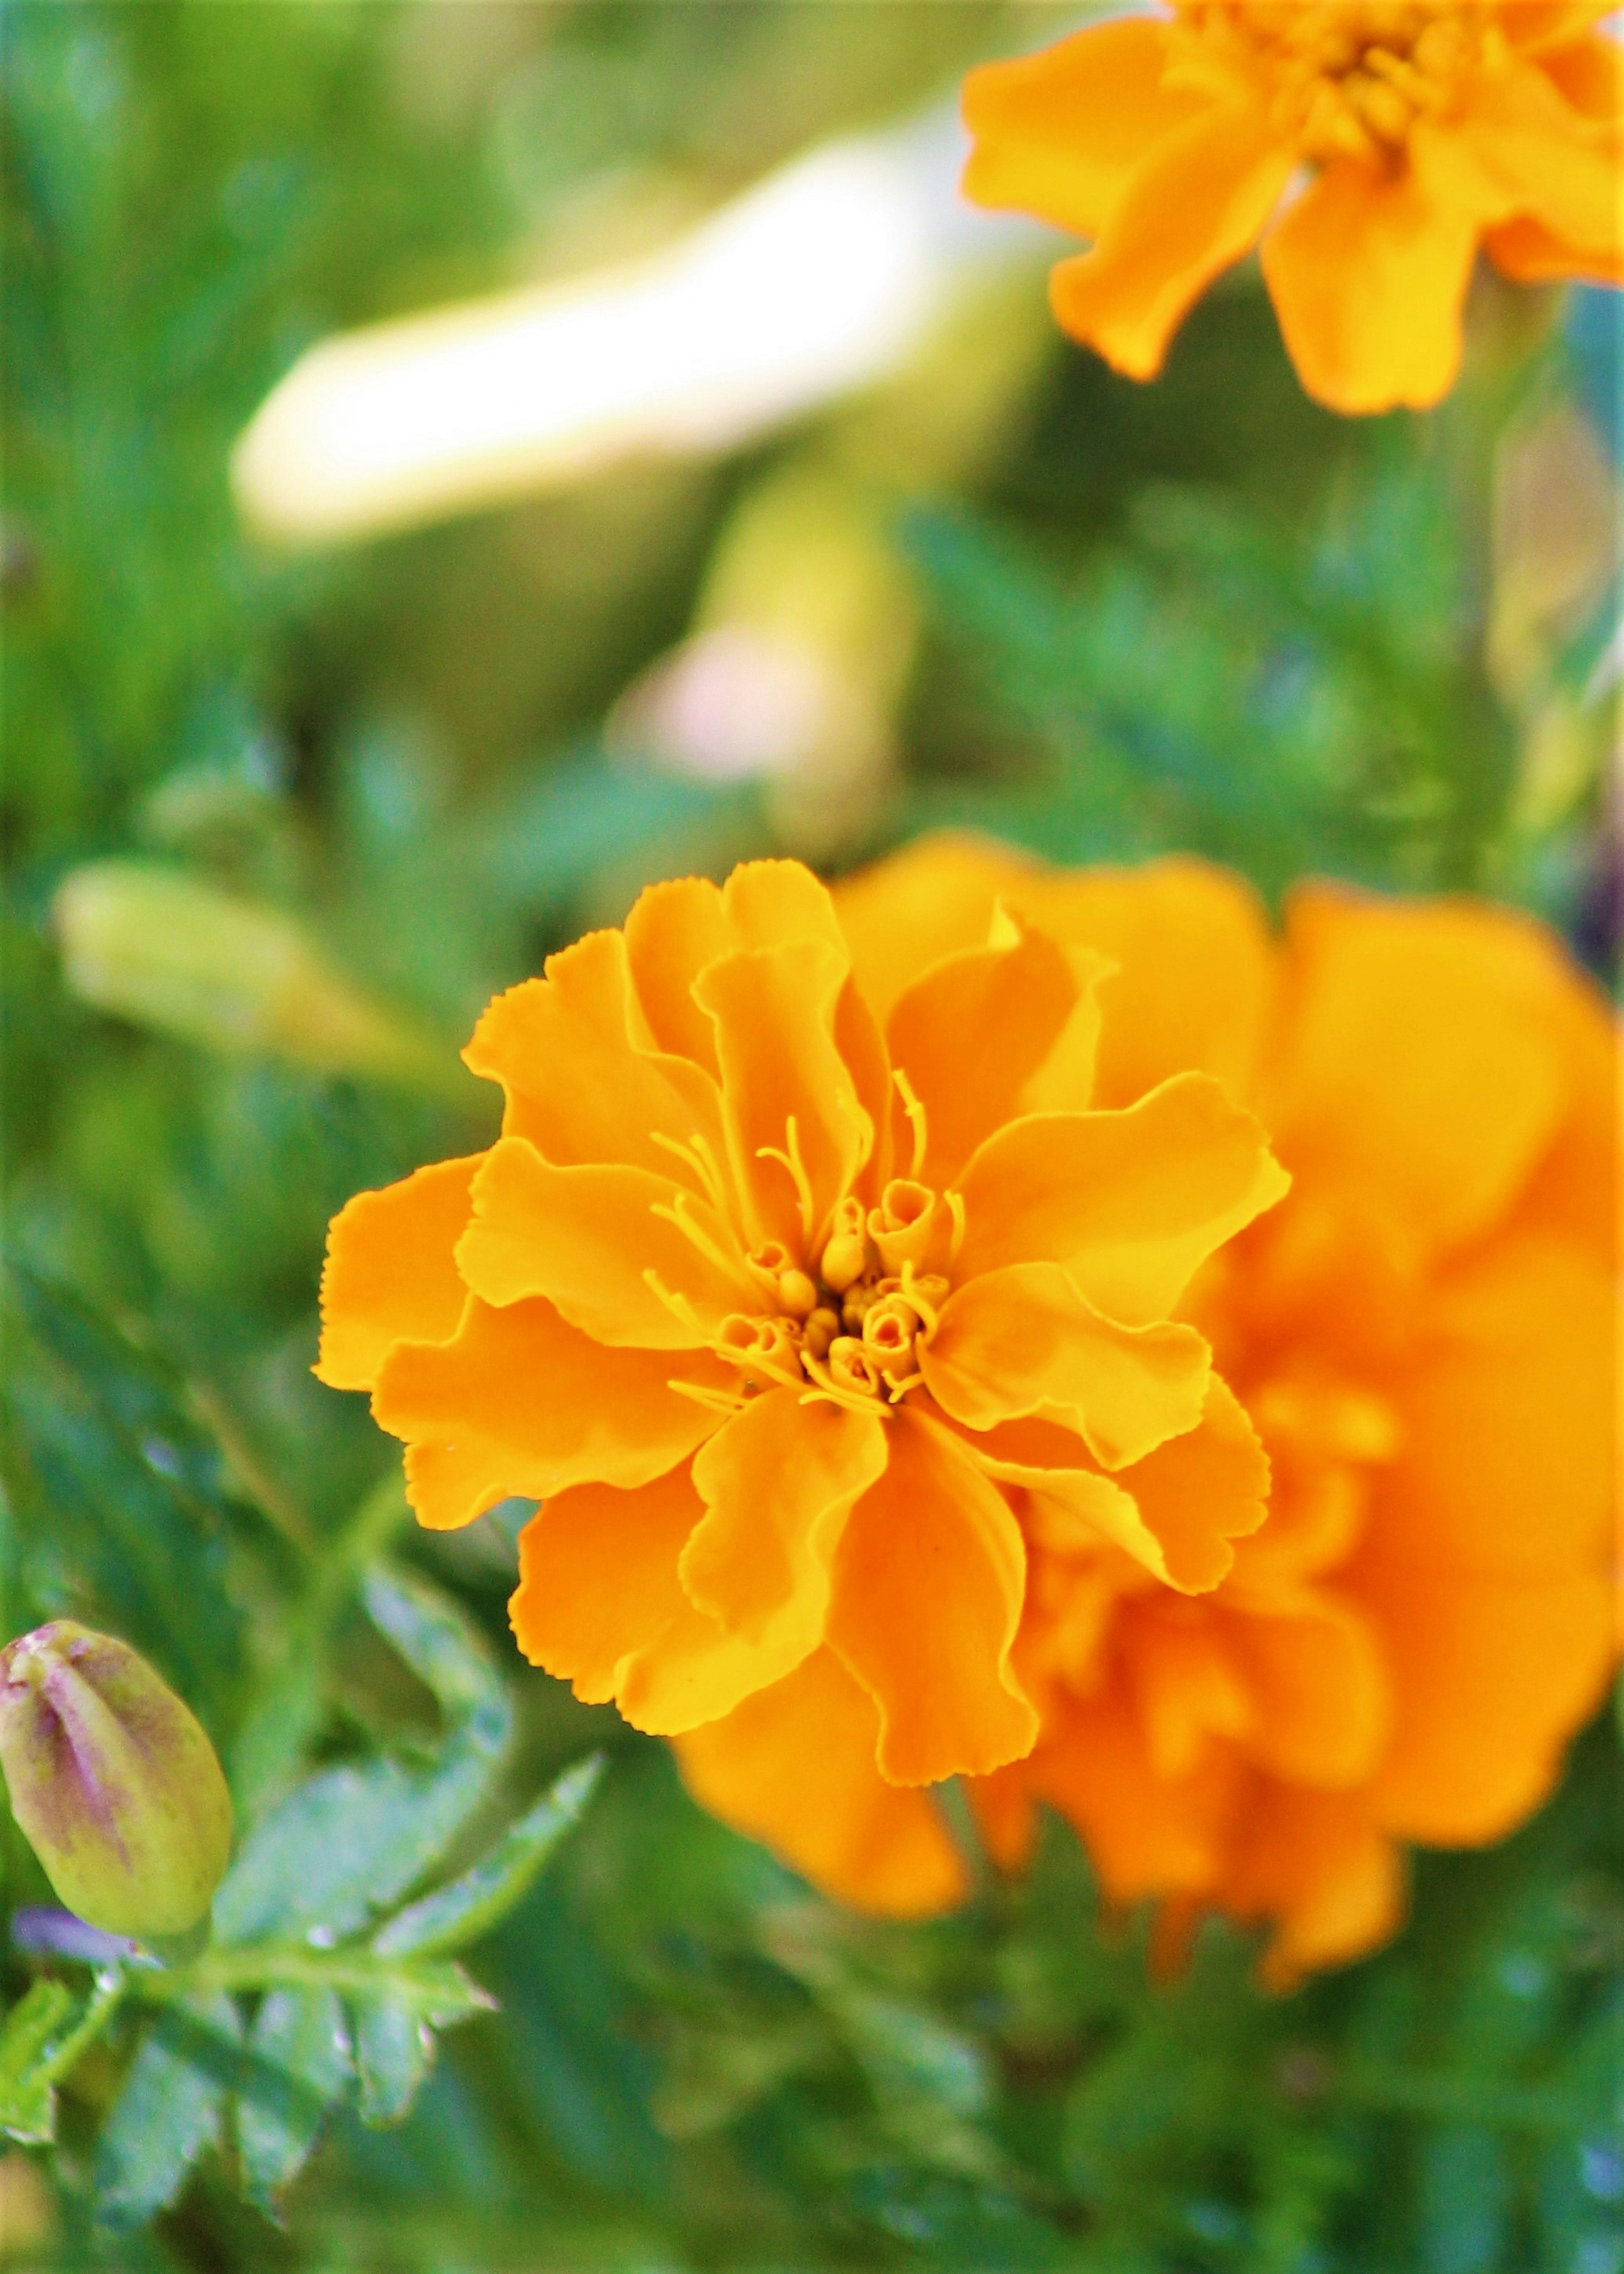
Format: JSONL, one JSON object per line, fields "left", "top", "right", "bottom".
{"left": 54, "top": 862, "right": 461, "bottom": 1096}
{"left": 0, "top": 1624, "right": 232, "bottom": 1939}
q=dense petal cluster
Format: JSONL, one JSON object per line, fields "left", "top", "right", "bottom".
{"left": 961, "top": 3, "right": 1623, "bottom": 412}
{"left": 679, "top": 838, "right": 1618, "bottom": 1981}
{"left": 318, "top": 860, "right": 1287, "bottom": 1793}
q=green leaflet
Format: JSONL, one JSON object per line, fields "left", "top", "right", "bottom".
{"left": 237, "top": 1985, "right": 353, "bottom": 2208}
{"left": 0, "top": 1972, "right": 124, "bottom": 2145}
{"left": 215, "top": 1562, "right": 510, "bottom": 1948}
{"left": 374, "top": 1753, "right": 605, "bottom": 1961}
{"left": 95, "top": 1990, "right": 243, "bottom": 2230}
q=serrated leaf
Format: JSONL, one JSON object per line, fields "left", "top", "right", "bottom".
{"left": 0, "top": 1980, "right": 72, "bottom": 2144}
{"left": 350, "top": 1993, "right": 432, "bottom": 2128}
{"left": 216, "top": 1564, "right": 513, "bottom": 1948}
{"left": 95, "top": 1990, "right": 241, "bottom": 2230}
{"left": 237, "top": 1984, "right": 351, "bottom": 2208}
{"left": 373, "top": 1753, "right": 604, "bottom": 1961}
{"left": 0, "top": 1971, "right": 124, "bottom": 2145}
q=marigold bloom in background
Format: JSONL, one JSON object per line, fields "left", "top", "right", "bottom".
{"left": 678, "top": 837, "right": 1618, "bottom": 1982}
{"left": 961, "top": 3, "right": 1623, "bottom": 413}
{"left": 317, "top": 860, "right": 1287, "bottom": 1797}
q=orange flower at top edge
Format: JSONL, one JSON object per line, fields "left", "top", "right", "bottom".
{"left": 676, "top": 838, "right": 1618, "bottom": 1981}
{"left": 961, "top": 3, "right": 1623, "bottom": 413}
{"left": 316, "top": 859, "right": 1288, "bottom": 1808}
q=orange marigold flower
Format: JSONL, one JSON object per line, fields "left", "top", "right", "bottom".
{"left": 316, "top": 859, "right": 1288, "bottom": 1790}
{"left": 678, "top": 839, "right": 1618, "bottom": 1978}
{"left": 961, "top": 3, "right": 1623, "bottom": 413}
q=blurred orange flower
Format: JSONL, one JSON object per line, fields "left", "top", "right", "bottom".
{"left": 678, "top": 839, "right": 1619, "bottom": 1980}
{"left": 317, "top": 859, "right": 1287, "bottom": 1789}
{"left": 961, "top": 3, "right": 1623, "bottom": 412}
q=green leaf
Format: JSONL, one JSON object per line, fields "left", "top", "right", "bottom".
{"left": 0, "top": 1981, "right": 71, "bottom": 2145}
{"left": 215, "top": 1563, "right": 512, "bottom": 1947}
{"left": 373, "top": 1753, "right": 604, "bottom": 1961}
{"left": 95, "top": 1989, "right": 242, "bottom": 2230}
{"left": 0, "top": 1971, "right": 124, "bottom": 2145}
{"left": 350, "top": 1992, "right": 432, "bottom": 2129}
{"left": 237, "top": 1984, "right": 352, "bottom": 2209}
{"left": 6, "top": 1270, "right": 242, "bottom": 1716}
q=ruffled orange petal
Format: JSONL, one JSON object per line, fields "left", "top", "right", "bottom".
{"left": 1124, "top": 1615, "right": 1254, "bottom": 1782}
{"left": 1011, "top": 1680, "right": 1239, "bottom": 1904}
{"left": 315, "top": 1155, "right": 483, "bottom": 1390}
{"left": 1259, "top": 156, "right": 1479, "bottom": 416}
{"left": 922, "top": 1261, "right": 1211, "bottom": 1471}
{"left": 405, "top": 1437, "right": 524, "bottom": 1535}
{"left": 455, "top": 1137, "right": 749, "bottom": 1347}
{"left": 464, "top": 927, "right": 726, "bottom": 1177}
{"left": 675, "top": 1649, "right": 967, "bottom": 1915}
{"left": 1266, "top": 889, "right": 1571, "bottom": 1266}
{"left": 1014, "top": 858, "right": 1277, "bottom": 1111}
{"left": 957, "top": 1381, "right": 1265, "bottom": 1595}
{"left": 694, "top": 940, "right": 873, "bottom": 1254}
{"left": 956, "top": 1075, "right": 1289, "bottom": 1324}
{"left": 826, "top": 1409, "right": 1037, "bottom": 1784}
{"left": 884, "top": 913, "right": 1100, "bottom": 1185}
{"left": 1436, "top": 50, "right": 1623, "bottom": 260}
{"left": 1361, "top": 1564, "right": 1613, "bottom": 1846}
{"left": 372, "top": 1295, "right": 723, "bottom": 1517}
{"left": 681, "top": 1390, "right": 888, "bottom": 1650}
{"left": 1369, "top": 1234, "right": 1615, "bottom": 1578}
{"left": 623, "top": 862, "right": 851, "bottom": 1074}
{"left": 510, "top": 1468, "right": 701, "bottom": 1703}
{"left": 1218, "top": 1781, "right": 1404, "bottom": 1991}
{"left": 1048, "top": 98, "right": 1293, "bottom": 381}
{"left": 961, "top": 18, "right": 1196, "bottom": 242}
{"left": 1220, "top": 1591, "right": 1391, "bottom": 1789}
{"left": 512, "top": 1465, "right": 820, "bottom": 1736}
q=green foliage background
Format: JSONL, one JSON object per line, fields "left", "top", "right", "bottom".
{"left": 1, "top": 5, "right": 1619, "bottom": 2269}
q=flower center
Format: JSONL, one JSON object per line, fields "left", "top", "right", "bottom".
{"left": 719, "top": 1188, "right": 951, "bottom": 1414}
{"left": 1177, "top": 2, "right": 1501, "bottom": 163}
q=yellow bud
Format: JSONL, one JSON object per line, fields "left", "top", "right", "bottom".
{"left": 0, "top": 1624, "right": 232, "bottom": 1939}
{"left": 776, "top": 1268, "right": 819, "bottom": 1320}
{"left": 53, "top": 862, "right": 461, "bottom": 1096}
{"left": 819, "top": 1231, "right": 868, "bottom": 1295}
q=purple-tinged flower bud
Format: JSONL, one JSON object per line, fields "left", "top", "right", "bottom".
{"left": 0, "top": 1624, "right": 232, "bottom": 1939}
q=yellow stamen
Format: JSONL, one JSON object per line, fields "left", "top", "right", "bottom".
{"left": 885, "top": 1371, "right": 925, "bottom": 1404}
{"left": 892, "top": 1067, "right": 929, "bottom": 1180}
{"left": 945, "top": 1188, "right": 966, "bottom": 1265}
{"left": 898, "top": 1260, "right": 942, "bottom": 1333}
{"left": 650, "top": 1128, "right": 734, "bottom": 1221}
{"left": 642, "top": 1269, "right": 705, "bottom": 1336}
{"left": 669, "top": 1379, "right": 752, "bottom": 1417}
{"left": 756, "top": 1113, "right": 816, "bottom": 1246}
{"left": 649, "top": 1193, "right": 755, "bottom": 1294}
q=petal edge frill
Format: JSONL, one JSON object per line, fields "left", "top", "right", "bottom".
{"left": 464, "top": 927, "right": 726, "bottom": 1180}
{"left": 316, "top": 1155, "right": 483, "bottom": 1391}
{"left": 372, "top": 1295, "right": 725, "bottom": 1513}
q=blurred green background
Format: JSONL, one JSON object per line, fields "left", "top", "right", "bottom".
{"left": 1, "top": 4, "right": 1619, "bottom": 2270}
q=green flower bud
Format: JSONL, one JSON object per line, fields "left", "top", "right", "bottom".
{"left": 0, "top": 1624, "right": 232, "bottom": 1939}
